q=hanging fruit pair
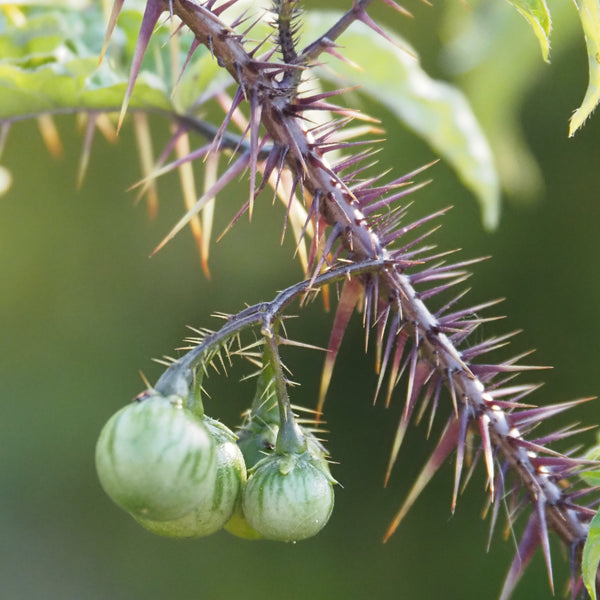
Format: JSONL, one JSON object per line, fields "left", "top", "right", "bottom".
{"left": 95, "top": 338, "right": 337, "bottom": 542}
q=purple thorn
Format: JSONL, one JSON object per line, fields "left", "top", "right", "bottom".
{"left": 478, "top": 414, "right": 495, "bottom": 497}
{"left": 306, "top": 190, "right": 322, "bottom": 273}
{"left": 118, "top": 0, "right": 164, "bottom": 131}
{"left": 249, "top": 33, "right": 276, "bottom": 57}
{"left": 333, "top": 148, "right": 381, "bottom": 173}
{"left": 536, "top": 498, "right": 555, "bottom": 594}
{"left": 211, "top": 86, "right": 244, "bottom": 153}
{"left": 446, "top": 368, "right": 459, "bottom": 417}
{"left": 379, "top": 0, "right": 413, "bottom": 17}
{"left": 248, "top": 91, "right": 264, "bottom": 218}
{"left": 156, "top": 150, "right": 250, "bottom": 254}
{"left": 385, "top": 328, "right": 410, "bottom": 408}
{"left": 508, "top": 398, "right": 595, "bottom": 429}
{"left": 426, "top": 378, "right": 443, "bottom": 438}
{"left": 295, "top": 188, "right": 317, "bottom": 254}
{"left": 318, "top": 277, "right": 363, "bottom": 414}
{"left": 230, "top": 7, "right": 253, "bottom": 30}
{"left": 534, "top": 424, "right": 595, "bottom": 446}
{"left": 384, "top": 344, "right": 428, "bottom": 475}
{"left": 355, "top": 7, "right": 406, "bottom": 49}
{"left": 317, "top": 139, "right": 381, "bottom": 155}
{"left": 337, "top": 159, "right": 381, "bottom": 184}
{"left": 99, "top": 0, "right": 125, "bottom": 65}
{"left": 174, "top": 38, "right": 201, "bottom": 88}
{"left": 487, "top": 463, "right": 509, "bottom": 551}
{"left": 307, "top": 223, "right": 343, "bottom": 291}
{"left": 77, "top": 113, "right": 97, "bottom": 189}
{"left": 296, "top": 86, "right": 362, "bottom": 105}
{"left": 460, "top": 331, "right": 523, "bottom": 361}
{"left": 415, "top": 374, "right": 436, "bottom": 425}
{"left": 374, "top": 304, "right": 391, "bottom": 375}
{"left": 431, "top": 287, "right": 472, "bottom": 318}
{"left": 438, "top": 297, "right": 504, "bottom": 323}
{"left": 212, "top": 0, "right": 240, "bottom": 17}
{"left": 255, "top": 143, "right": 282, "bottom": 198}
{"left": 373, "top": 313, "right": 400, "bottom": 405}
{"left": 485, "top": 384, "right": 541, "bottom": 400}
{"left": 530, "top": 455, "right": 590, "bottom": 471}
{"left": 362, "top": 280, "right": 374, "bottom": 349}
{"left": 508, "top": 436, "right": 567, "bottom": 457}
{"left": 389, "top": 226, "right": 443, "bottom": 260}
{"left": 281, "top": 173, "right": 301, "bottom": 243}
{"left": 363, "top": 183, "right": 430, "bottom": 216}
{"left": 499, "top": 513, "right": 541, "bottom": 600}
{"left": 452, "top": 406, "right": 472, "bottom": 513}
{"left": 384, "top": 417, "right": 460, "bottom": 534}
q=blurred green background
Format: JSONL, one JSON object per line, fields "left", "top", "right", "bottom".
{"left": 1, "top": 1, "right": 600, "bottom": 599}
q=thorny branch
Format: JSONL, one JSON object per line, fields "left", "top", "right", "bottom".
{"left": 112, "top": 0, "right": 600, "bottom": 596}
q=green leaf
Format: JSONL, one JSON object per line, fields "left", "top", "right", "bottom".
{"left": 580, "top": 436, "right": 600, "bottom": 486}
{"left": 0, "top": 4, "right": 227, "bottom": 122}
{"left": 307, "top": 13, "right": 500, "bottom": 229}
{"left": 569, "top": 0, "right": 600, "bottom": 136}
{"left": 0, "top": 7, "right": 158, "bottom": 119}
{"left": 441, "top": 1, "right": 580, "bottom": 202}
{"left": 582, "top": 507, "right": 600, "bottom": 599}
{"left": 506, "top": 0, "right": 552, "bottom": 62}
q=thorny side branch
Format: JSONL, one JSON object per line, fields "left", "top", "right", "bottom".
{"left": 154, "top": 258, "right": 387, "bottom": 397}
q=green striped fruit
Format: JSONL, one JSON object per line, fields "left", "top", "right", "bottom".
{"left": 136, "top": 417, "right": 246, "bottom": 538}
{"left": 228, "top": 417, "right": 333, "bottom": 541}
{"left": 242, "top": 451, "right": 335, "bottom": 542}
{"left": 95, "top": 392, "right": 216, "bottom": 522}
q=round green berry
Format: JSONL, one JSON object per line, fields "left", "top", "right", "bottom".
{"left": 242, "top": 451, "right": 335, "bottom": 542}
{"left": 95, "top": 392, "right": 216, "bottom": 522}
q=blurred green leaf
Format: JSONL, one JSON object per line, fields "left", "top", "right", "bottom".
{"left": 307, "top": 13, "right": 500, "bottom": 229}
{"left": 441, "top": 1, "right": 579, "bottom": 202}
{"left": 0, "top": 7, "right": 162, "bottom": 119}
{"left": 583, "top": 508, "right": 600, "bottom": 599}
{"left": 506, "top": 0, "right": 552, "bottom": 62}
{"left": 569, "top": 0, "right": 600, "bottom": 136}
{"left": 0, "top": 4, "right": 227, "bottom": 122}
{"left": 580, "top": 434, "right": 600, "bottom": 486}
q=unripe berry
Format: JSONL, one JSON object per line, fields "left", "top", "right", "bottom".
{"left": 242, "top": 451, "right": 335, "bottom": 542}
{"left": 95, "top": 392, "right": 216, "bottom": 522}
